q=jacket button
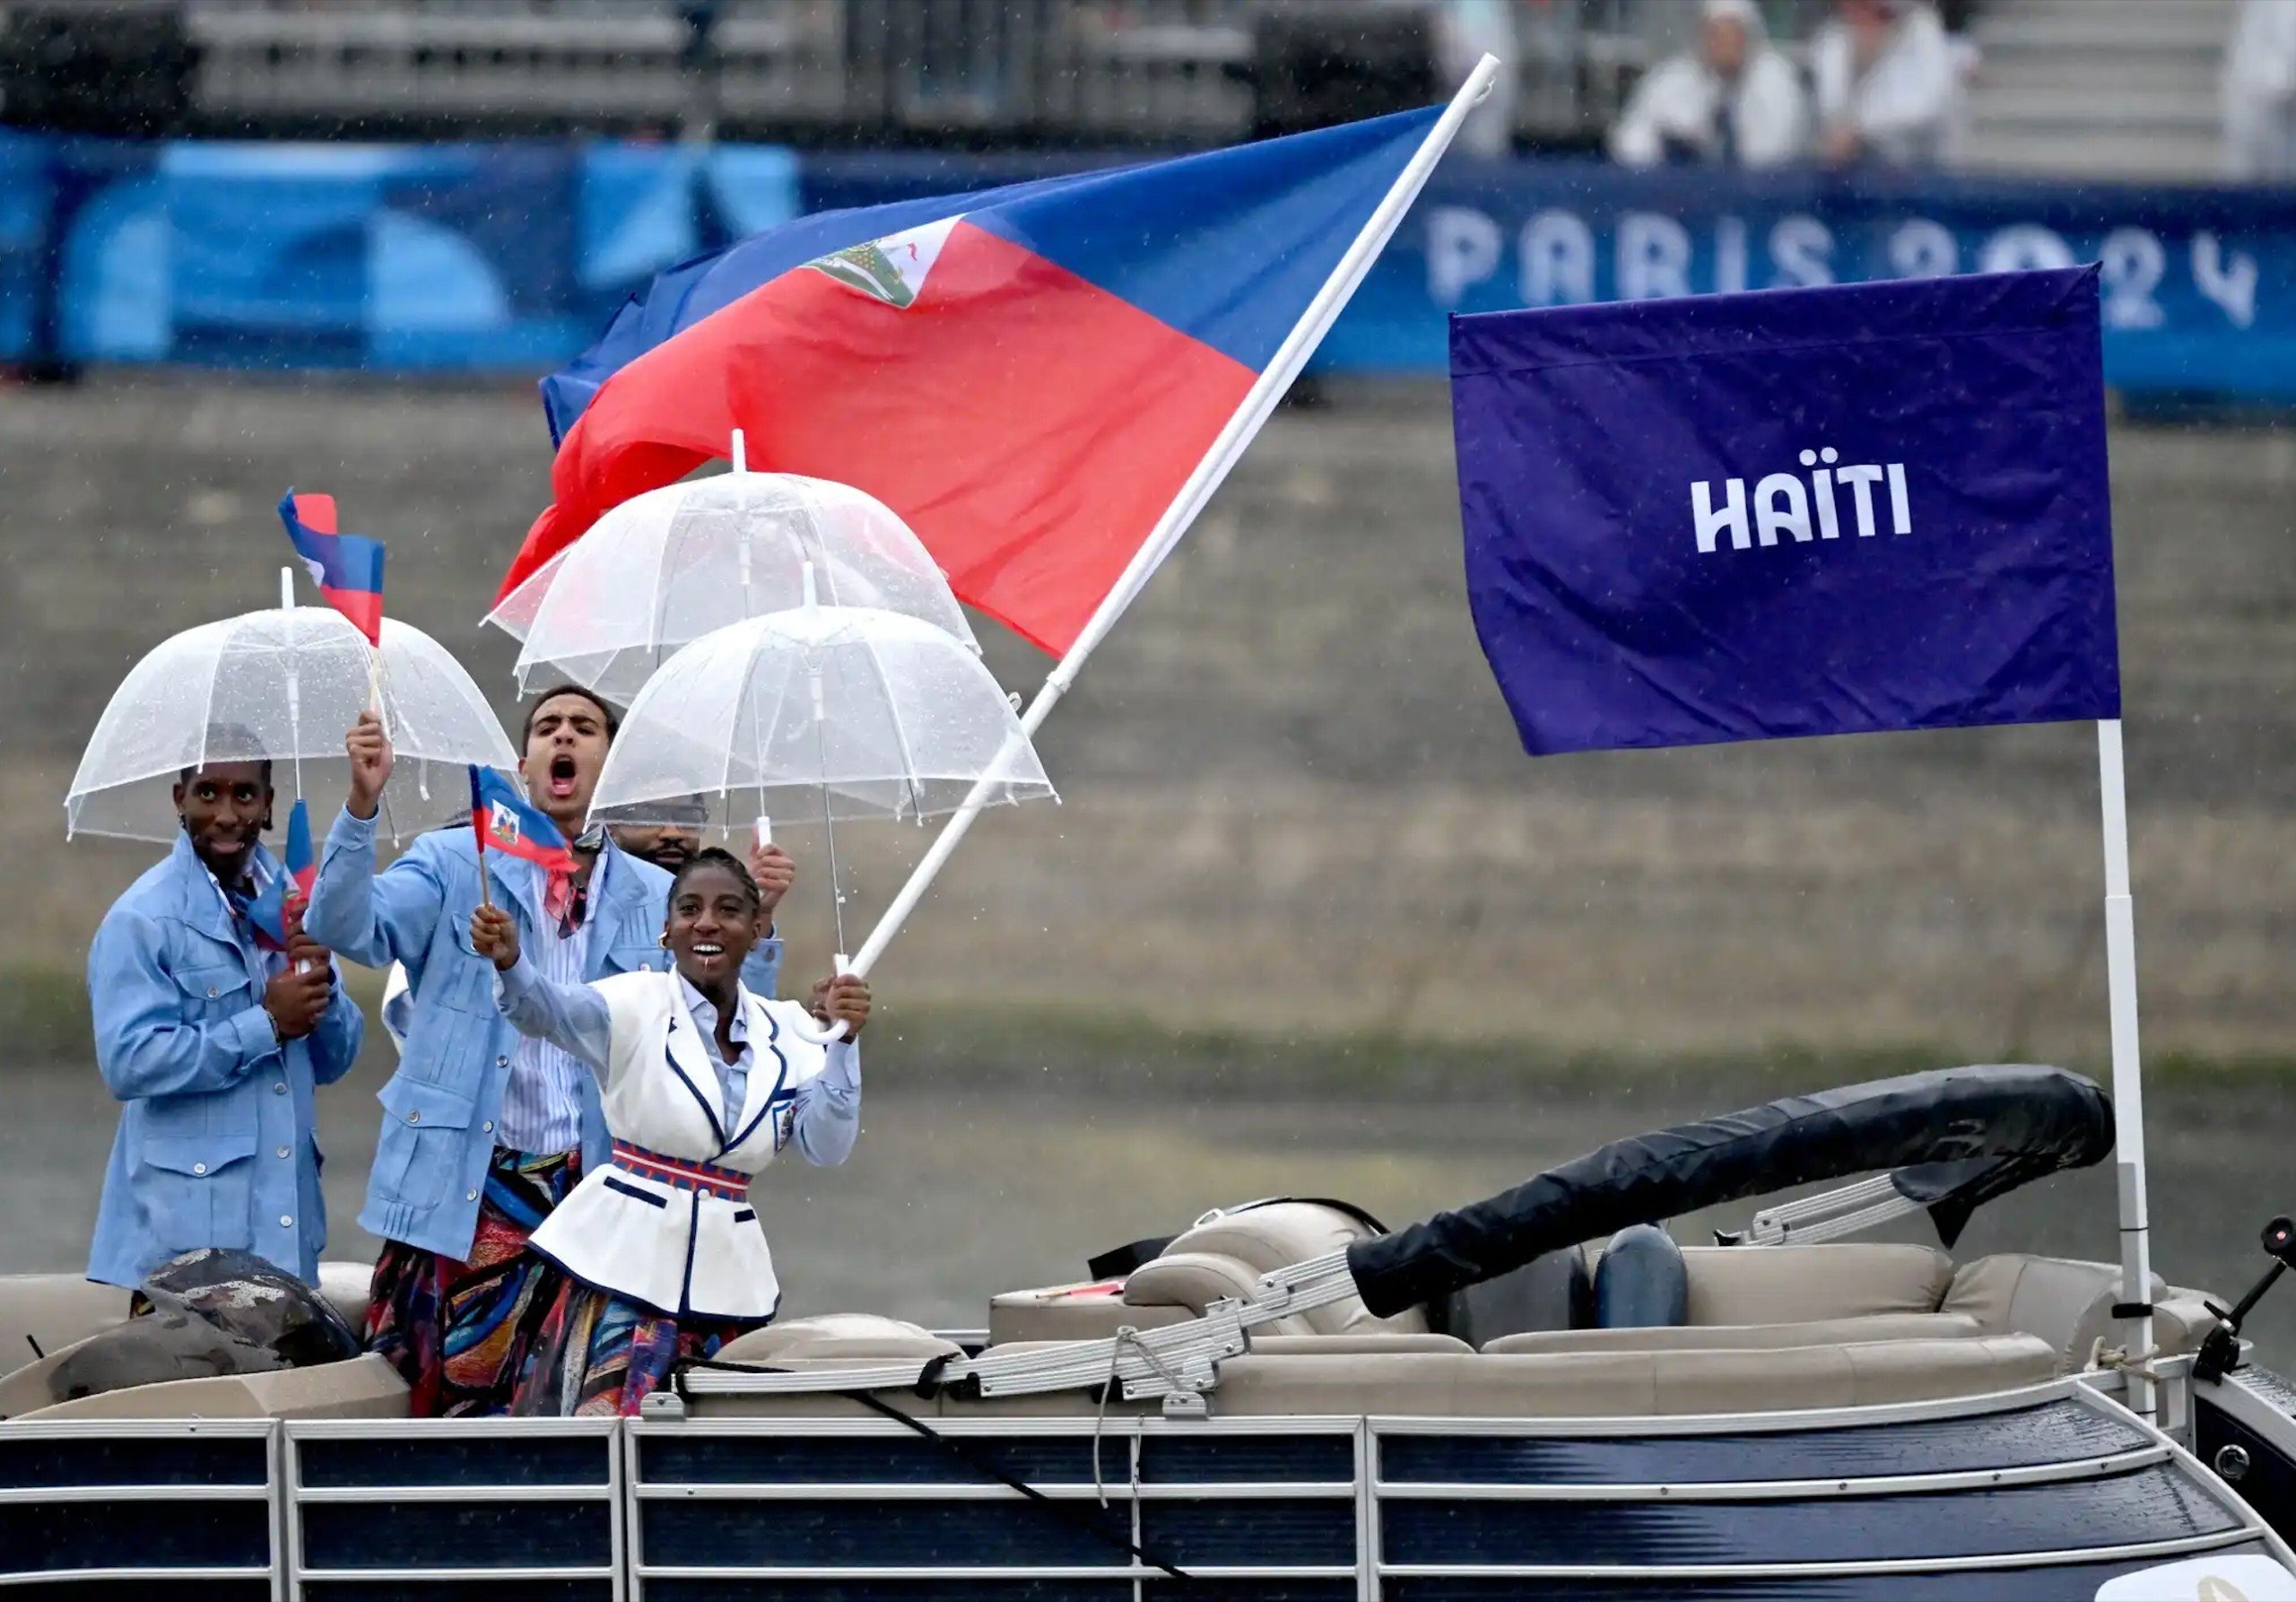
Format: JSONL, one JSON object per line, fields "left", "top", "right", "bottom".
{"left": 206, "top": 987, "right": 218, "bottom": 998}
{"left": 465, "top": 1188, "right": 478, "bottom": 1202}
{"left": 276, "top": 1146, "right": 291, "bottom": 1160}
{"left": 279, "top": 1215, "right": 293, "bottom": 1229}
{"left": 191, "top": 1162, "right": 207, "bottom": 1175}
{"left": 408, "top": 1110, "right": 421, "bottom": 1124}
{"left": 273, "top": 1083, "right": 287, "bottom": 1095}
{"left": 497, "top": 1055, "right": 509, "bottom": 1067}
{"left": 483, "top": 1121, "right": 494, "bottom": 1134}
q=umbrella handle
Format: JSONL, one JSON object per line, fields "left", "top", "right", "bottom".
{"left": 786, "top": 950, "right": 855, "bottom": 1045}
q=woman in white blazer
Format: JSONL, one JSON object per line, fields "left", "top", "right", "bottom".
{"left": 468, "top": 847, "right": 868, "bottom": 1416}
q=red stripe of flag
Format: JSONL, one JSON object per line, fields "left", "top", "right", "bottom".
{"left": 509, "top": 220, "right": 1253, "bottom": 657}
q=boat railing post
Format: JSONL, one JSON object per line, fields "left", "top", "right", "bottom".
{"left": 2098, "top": 717, "right": 2155, "bottom": 1419}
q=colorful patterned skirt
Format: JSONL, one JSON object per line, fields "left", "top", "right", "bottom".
{"left": 513, "top": 1280, "right": 752, "bottom": 1418}
{"left": 362, "top": 1145, "right": 581, "bottom": 1418}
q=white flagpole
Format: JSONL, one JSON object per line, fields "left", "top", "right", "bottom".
{"left": 838, "top": 57, "right": 1502, "bottom": 984}
{"left": 2096, "top": 717, "right": 2155, "bottom": 1418}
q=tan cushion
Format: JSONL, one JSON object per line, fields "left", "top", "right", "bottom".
{"left": 14, "top": 1353, "right": 409, "bottom": 1421}
{"left": 2150, "top": 1294, "right": 2225, "bottom": 1360}
{"left": 1944, "top": 1255, "right": 2168, "bottom": 1371}
{"left": 978, "top": 1333, "right": 1469, "bottom": 1364}
{"left": 718, "top": 1313, "right": 959, "bottom": 1365}
{"left": 988, "top": 1282, "right": 1196, "bottom": 1345}
{"left": 1672, "top": 1244, "right": 1955, "bottom": 1326}
{"left": 1483, "top": 1311, "right": 1982, "bottom": 1354}
{"left": 1132, "top": 1203, "right": 1428, "bottom": 1336}
{"left": 1249, "top": 1333, "right": 1472, "bottom": 1354}
{"left": 1209, "top": 1335, "right": 2057, "bottom": 1418}
{"left": 0, "top": 1331, "right": 103, "bottom": 1419}
{"left": 316, "top": 1260, "right": 373, "bottom": 1336}
{"left": 689, "top": 1335, "right": 2057, "bottom": 1423}
{"left": 0, "top": 1276, "right": 133, "bottom": 1369}
{"left": 1125, "top": 1252, "right": 1315, "bottom": 1336}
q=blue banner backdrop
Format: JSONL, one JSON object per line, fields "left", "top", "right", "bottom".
{"left": 4, "top": 132, "right": 2295, "bottom": 401}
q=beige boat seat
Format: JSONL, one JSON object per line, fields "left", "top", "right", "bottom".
{"left": 316, "top": 1259, "right": 374, "bottom": 1334}
{"left": 684, "top": 1332, "right": 2060, "bottom": 1423}
{"left": 0, "top": 1275, "right": 134, "bottom": 1365}
{"left": 1248, "top": 1332, "right": 1472, "bottom": 1354}
{"left": 1207, "top": 1334, "right": 2057, "bottom": 1418}
{"left": 988, "top": 1201, "right": 1423, "bottom": 1345}
{"left": 1484, "top": 1310, "right": 1981, "bottom": 1354}
{"left": 990, "top": 1333, "right": 1474, "bottom": 1360}
{"left": 0, "top": 1260, "right": 371, "bottom": 1376}
{"left": 1126, "top": 1202, "right": 1428, "bottom": 1336}
{"left": 2149, "top": 1292, "right": 2230, "bottom": 1361}
{"left": 1944, "top": 1254, "right": 2177, "bottom": 1372}
{"left": 1654, "top": 1242, "right": 1958, "bottom": 1326}
{"left": 988, "top": 1281, "right": 1194, "bottom": 1345}
{"left": 719, "top": 1313, "right": 961, "bottom": 1365}
{"left": 12, "top": 1353, "right": 408, "bottom": 1421}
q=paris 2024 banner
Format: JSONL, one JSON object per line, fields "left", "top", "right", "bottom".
{"left": 4, "top": 132, "right": 2292, "bottom": 401}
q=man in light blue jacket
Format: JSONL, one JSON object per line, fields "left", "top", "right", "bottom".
{"left": 303, "top": 684, "right": 789, "bottom": 1415}
{"left": 89, "top": 757, "right": 364, "bottom": 1290}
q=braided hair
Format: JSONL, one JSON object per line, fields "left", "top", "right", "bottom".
{"left": 670, "top": 846, "right": 761, "bottom": 913}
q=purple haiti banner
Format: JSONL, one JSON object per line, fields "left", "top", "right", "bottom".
{"left": 1453, "top": 266, "right": 2121, "bottom": 758}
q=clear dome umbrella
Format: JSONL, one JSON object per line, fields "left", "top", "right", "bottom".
{"left": 588, "top": 576, "right": 1056, "bottom": 1018}
{"left": 67, "top": 588, "right": 517, "bottom": 846}
{"left": 484, "top": 442, "right": 978, "bottom": 706}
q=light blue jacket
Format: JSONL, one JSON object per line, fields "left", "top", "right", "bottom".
{"left": 88, "top": 833, "right": 364, "bottom": 1289}
{"left": 302, "top": 807, "right": 782, "bottom": 1259}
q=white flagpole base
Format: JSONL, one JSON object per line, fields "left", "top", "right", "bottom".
{"left": 2097, "top": 718, "right": 2155, "bottom": 1418}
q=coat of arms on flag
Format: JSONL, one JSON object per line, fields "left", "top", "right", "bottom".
{"left": 801, "top": 218, "right": 957, "bottom": 310}
{"left": 468, "top": 764, "right": 576, "bottom": 873}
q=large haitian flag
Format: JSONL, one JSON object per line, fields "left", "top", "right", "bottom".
{"left": 507, "top": 108, "right": 1445, "bottom": 655}
{"left": 1454, "top": 266, "right": 2121, "bottom": 757}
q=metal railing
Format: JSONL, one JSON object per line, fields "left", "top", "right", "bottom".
{"left": 153, "top": 0, "right": 1855, "bottom": 145}
{"left": 0, "top": 1376, "right": 2272, "bottom": 1598}
{"left": 178, "top": 0, "right": 1260, "bottom": 139}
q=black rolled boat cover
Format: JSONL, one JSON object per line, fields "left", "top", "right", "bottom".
{"left": 1347, "top": 1064, "right": 2113, "bottom": 1319}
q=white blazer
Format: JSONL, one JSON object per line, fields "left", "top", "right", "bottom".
{"left": 525, "top": 969, "right": 841, "bottom": 1322}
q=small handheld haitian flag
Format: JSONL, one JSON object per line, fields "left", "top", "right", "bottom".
{"left": 243, "top": 798, "right": 316, "bottom": 952}
{"left": 1452, "top": 266, "right": 2120, "bottom": 757}
{"left": 468, "top": 765, "right": 576, "bottom": 874}
{"left": 280, "top": 490, "right": 387, "bottom": 645}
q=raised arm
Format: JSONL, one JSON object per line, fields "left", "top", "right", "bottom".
{"left": 785, "top": 973, "right": 868, "bottom": 1167}
{"left": 787, "top": 1040, "right": 862, "bottom": 1167}
{"left": 303, "top": 712, "right": 445, "bottom": 969}
{"left": 741, "top": 841, "right": 793, "bottom": 998}
{"left": 472, "top": 905, "right": 612, "bottom": 1076}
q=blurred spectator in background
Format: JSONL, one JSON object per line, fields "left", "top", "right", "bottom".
{"left": 1811, "top": 0, "right": 1961, "bottom": 168}
{"left": 2225, "top": 0, "right": 2296, "bottom": 182}
{"left": 1607, "top": 0, "right": 1806, "bottom": 169}
{"left": 1429, "top": 0, "right": 1518, "bottom": 155}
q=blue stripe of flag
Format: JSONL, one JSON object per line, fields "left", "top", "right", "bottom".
{"left": 539, "top": 107, "right": 1441, "bottom": 444}
{"left": 278, "top": 491, "right": 386, "bottom": 597}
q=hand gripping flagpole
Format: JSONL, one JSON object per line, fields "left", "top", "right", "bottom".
{"left": 2096, "top": 718, "right": 2155, "bottom": 1418}
{"left": 822, "top": 57, "right": 1501, "bottom": 1017}
{"left": 276, "top": 566, "right": 323, "bottom": 976}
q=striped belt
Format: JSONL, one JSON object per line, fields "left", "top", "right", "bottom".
{"left": 610, "top": 1140, "right": 748, "bottom": 1201}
